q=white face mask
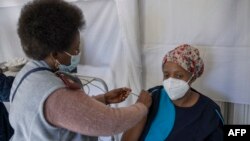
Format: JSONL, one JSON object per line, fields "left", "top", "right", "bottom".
{"left": 163, "top": 75, "right": 193, "bottom": 100}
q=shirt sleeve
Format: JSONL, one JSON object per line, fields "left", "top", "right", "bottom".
{"left": 44, "top": 88, "right": 148, "bottom": 136}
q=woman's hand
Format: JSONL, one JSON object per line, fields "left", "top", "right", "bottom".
{"left": 104, "top": 87, "right": 131, "bottom": 104}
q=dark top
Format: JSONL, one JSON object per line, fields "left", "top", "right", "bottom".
{"left": 0, "top": 73, "right": 15, "bottom": 102}
{"left": 0, "top": 102, "right": 13, "bottom": 141}
{"left": 140, "top": 86, "right": 224, "bottom": 141}
{"left": 0, "top": 73, "right": 14, "bottom": 141}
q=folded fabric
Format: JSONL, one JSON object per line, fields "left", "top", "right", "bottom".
{"left": 145, "top": 87, "right": 175, "bottom": 141}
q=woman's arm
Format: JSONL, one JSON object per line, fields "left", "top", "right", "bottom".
{"left": 121, "top": 115, "right": 147, "bottom": 141}
{"left": 44, "top": 88, "right": 149, "bottom": 136}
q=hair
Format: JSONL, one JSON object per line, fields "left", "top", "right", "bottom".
{"left": 18, "top": 0, "right": 85, "bottom": 60}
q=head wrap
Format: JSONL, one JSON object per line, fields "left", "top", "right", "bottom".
{"left": 162, "top": 44, "right": 204, "bottom": 78}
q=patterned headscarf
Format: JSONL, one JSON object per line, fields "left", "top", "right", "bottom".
{"left": 162, "top": 44, "right": 204, "bottom": 78}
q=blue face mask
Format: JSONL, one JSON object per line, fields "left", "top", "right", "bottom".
{"left": 57, "top": 51, "right": 81, "bottom": 73}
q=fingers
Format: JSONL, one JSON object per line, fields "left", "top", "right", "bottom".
{"left": 120, "top": 93, "right": 129, "bottom": 101}
{"left": 122, "top": 87, "right": 132, "bottom": 93}
{"left": 121, "top": 95, "right": 127, "bottom": 101}
{"left": 120, "top": 87, "right": 131, "bottom": 97}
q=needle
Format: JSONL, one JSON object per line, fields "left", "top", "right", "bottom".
{"left": 130, "top": 92, "right": 139, "bottom": 97}
{"left": 130, "top": 89, "right": 158, "bottom": 97}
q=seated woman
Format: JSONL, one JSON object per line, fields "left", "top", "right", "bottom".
{"left": 122, "top": 44, "right": 224, "bottom": 141}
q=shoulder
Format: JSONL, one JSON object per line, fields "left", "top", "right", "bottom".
{"left": 199, "top": 93, "right": 221, "bottom": 112}
{"left": 192, "top": 88, "right": 220, "bottom": 110}
{"left": 148, "top": 85, "right": 162, "bottom": 91}
{"left": 148, "top": 85, "right": 162, "bottom": 94}
{"left": 196, "top": 92, "right": 224, "bottom": 126}
{"left": 146, "top": 86, "right": 163, "bottom": 102}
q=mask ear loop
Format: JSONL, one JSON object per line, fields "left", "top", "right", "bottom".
{"left": 64, "top": 50, "right": 81, "bottom": 56}
{"left": 64, "top": 51, "right": 73, "bottom": 57}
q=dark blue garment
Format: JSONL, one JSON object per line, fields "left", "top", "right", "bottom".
{"left": 0, "top": 73, "right": 14, "bottom": 141}
{"left": 145, "top": 88, "right": 175, "bottom": 141}
{"left": 166, "top": 88, "right": 224, "bottom": 141}
{"left": 140, "top": 86, "right": 224, "bottom": 141}
{"left": 0, "top": 73, "right": 15, "bottom": 102}
{"left": 139, "top": 86, "right": 163, "bottom": 141}
{"left": 0, "top": 102, "right": 14, "bottom": 141}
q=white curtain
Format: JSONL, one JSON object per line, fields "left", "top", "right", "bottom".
{"left": 74, "top": 0, "right": 142, "bottom": 111}
{"left": 114, "top": 0, "right": 142, "bottom": 94}
{"left": 1, "top": 1, "right": 250, "bottom": 141}
{"left": 0, "top": 0, "right": 78, "bottom": 7}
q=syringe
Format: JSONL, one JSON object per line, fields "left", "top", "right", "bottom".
{"left": 130, "top": 89, "right": 158, "bottom": 97}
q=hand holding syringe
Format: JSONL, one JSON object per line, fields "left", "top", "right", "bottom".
{"left": 130, "top": 89, "right": 158, "bottom": 109}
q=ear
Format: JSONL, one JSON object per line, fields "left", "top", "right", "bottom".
{"left": 189, "top": 76, "right": 196, "bottom": 84}
{"left": 51, "top": 52, "right": 59, "bottom": 60}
